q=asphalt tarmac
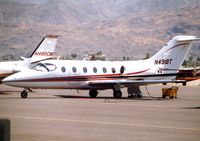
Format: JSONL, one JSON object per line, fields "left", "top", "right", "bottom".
{"left": 0, "top": 84, "right": 200, "bottom": 141}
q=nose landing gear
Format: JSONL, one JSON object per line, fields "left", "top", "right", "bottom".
{"left": 21, "top": 90, "right": 28, "bottom": 98}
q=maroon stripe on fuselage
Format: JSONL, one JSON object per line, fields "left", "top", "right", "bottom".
{"left": 124, "top": 68, "right": 150, "bottom": 75}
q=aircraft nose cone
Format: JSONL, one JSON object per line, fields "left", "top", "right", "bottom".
{"left": 2, "top": 74, "right": 18, "bottom": 86}
{"left": 2, "top": 71, "right": 30, "bottom": 88}
{"left": 3, "top": 70, "right": 42, "bottom": 88}
{"left": 3, "top": 75, "right": 16, "bottom": 82}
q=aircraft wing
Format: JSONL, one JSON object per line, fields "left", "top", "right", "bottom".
{"left": 87, "top": 79, "right": 186, "bottom": 87}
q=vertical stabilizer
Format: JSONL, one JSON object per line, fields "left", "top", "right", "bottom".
{"left": 30, "top": 35, "right": 58, "bottom": 63}
{"left": 148, "top": 35, "right": 200, "bottom": 71}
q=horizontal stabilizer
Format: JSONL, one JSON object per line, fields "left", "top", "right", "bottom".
{"left": 176, "top": 36, "right": 200, "bottom": 42}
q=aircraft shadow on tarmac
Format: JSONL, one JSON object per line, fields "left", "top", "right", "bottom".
{"left": 0, "top": 90, "right": 57, "bottom": 99}
{"left": 0, "top": 91, "right": 170, "bottom": 101}
{"left": 0, "top": 91, "right": 21, "bottom": 95}
{"left": 182, "top": 106, "right": 200, "bottom": 109}
{"left": 55, "top": 95, "right": 167, "bottom": 101}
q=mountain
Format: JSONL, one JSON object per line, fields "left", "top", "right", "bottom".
{"left": 0, "top": 0, "right": 200, "bottom": 60}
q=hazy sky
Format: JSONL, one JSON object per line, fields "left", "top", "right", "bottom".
{"left": 0, "top": 0, "right": 49, "bottom": 4}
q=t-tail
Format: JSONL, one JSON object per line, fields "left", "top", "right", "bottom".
{"left": 29, "top": 35, "right": 58, "bottom": 63}
{"left": 148, "top": 35, "right": 200, "bottom": 77}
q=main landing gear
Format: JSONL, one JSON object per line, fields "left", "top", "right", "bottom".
{"left": 127, "top": 86, "right": 142, "bottom": 98}
{"left": 113, "top": 85, "right": 122, "bottom": 98}
{"left": 88, "top": 89, "right": 123, "bottom": 99}
{"left": 113, "top": 86, "right": 143, "bottom": 99}
{"left": 89, "top": 86, "right": 143, "bottom": 99}
{"left": 89, "top": 90, "right": 98, "bottom": 98}
{"left": 113, "top": 90, "right": 122, "bottom": 98}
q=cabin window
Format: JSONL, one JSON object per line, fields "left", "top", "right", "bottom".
{"left": 93, "top": 67, "right": 97, "bottom": 73}
{"left": 83, "top": 67, "right": 87, "bottom": 73}
{"left": 112, "top": 67, "right": 116, "bottom": 73}
{"left": 120, "top": 66, "right": 125, "bottom": 74}
{"left": 102, "top": 67, "right": 107, "bottom": 73}
{"left": 72, "top": 67, "right": 77, "bottom": 73}
{"left": 61, "top": 66, "right": 66, "bottom": 73}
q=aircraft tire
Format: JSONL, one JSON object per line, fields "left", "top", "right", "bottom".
{"left": 137, "top": 93, "right": 142, "bottom": 98}
{"left": 113, "top": 90, "right": 122, "bottom": 98}
{"left": 128, "top": 94, "right": 134, "bottom": 98}
{"left": 182, "top": 82, "right": 187, "bottom": 86}
{"left": 21, "top": 90, "right": 28, "bottom": 98}
{"left": 89, "top": 90, "right": 98, "bottom": 98}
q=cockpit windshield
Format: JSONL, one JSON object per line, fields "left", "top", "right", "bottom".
{"left": 32, "top": 63, "right": 57, "bottom": 72}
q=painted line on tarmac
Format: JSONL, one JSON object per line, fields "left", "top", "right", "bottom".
{"left": 1, "top": 115, "right": 200, "bottom": 132}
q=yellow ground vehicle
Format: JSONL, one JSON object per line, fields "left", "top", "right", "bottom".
{"left": 162, "top": 86, "right": 179, "bottom": 99}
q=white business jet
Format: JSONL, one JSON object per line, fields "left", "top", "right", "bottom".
{"left": 0, "top": 35, "right": 58, "bottom": 83}
{"left": 2, "top": 35, "right": 200, "bottom": 98}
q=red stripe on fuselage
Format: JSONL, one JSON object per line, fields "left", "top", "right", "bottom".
{"left": 124, "top": 68, "right": 150, "bottom": 75}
